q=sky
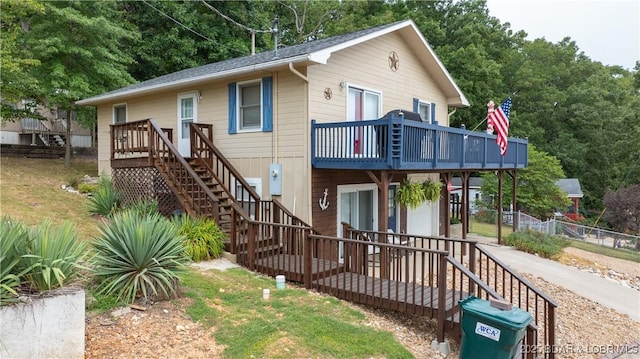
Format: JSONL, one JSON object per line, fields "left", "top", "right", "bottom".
{"left": 485, "top": 0, "right": 640, "bottom": 70}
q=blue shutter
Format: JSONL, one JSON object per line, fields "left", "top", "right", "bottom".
{"left": 431, "top": 103, "right": 436, "bottom": 124}
{"left": 228, "top": 83, "right": 237, "bottom": 134}
{"left": 413, "top": 98, "right": 419, "bottom": 113}
{"left": 262, "top": 76, "right": 273, "bottom": 132}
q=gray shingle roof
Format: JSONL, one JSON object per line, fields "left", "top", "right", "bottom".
{"left": 451, "top": 177, "right": 483, "bottom": 188}
{"left": 555, "top": 178, "right": 583, "bottom": 198}
{"left": 77, "top": 20, "right": 407, "bottom": 104}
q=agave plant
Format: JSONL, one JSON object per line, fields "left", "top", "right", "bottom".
{"left": 21, "top": 220, "right": 88, "bottom": 291}
{"left": 124, "top": 198, "right": 159, "bottom": 217}
{"left": 92, "top": 209, "right": 189, "bottom": 304}
{"left": 87, "top": 176, "right": 121, "bottom": 218}
{"left": 0, "top": 218, "right": 29, "bottom": 305}
{"left": 175, "top": 215, "right": 226, "bottom": 261}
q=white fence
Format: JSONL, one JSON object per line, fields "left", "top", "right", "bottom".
{"left": 495, "top": 211, "right": 639, "bottom": 250}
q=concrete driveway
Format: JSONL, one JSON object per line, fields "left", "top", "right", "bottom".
{"left": 469, "top": 235, "right": 640, "bottom": 322}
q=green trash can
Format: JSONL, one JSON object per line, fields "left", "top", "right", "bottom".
{"left": 459, "top": 296, "right": 533, "bottom": 359}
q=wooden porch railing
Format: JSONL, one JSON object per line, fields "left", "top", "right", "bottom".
{"left": 344, "top": 227, "right": 557, "bottom": 359}
{"left": 110, "top": 119, "right": 218, "bottom": 219}
{"left": 311, "top": 113, "right": 528, "bottom": 171}
{"left": 190, "top": 123, "right": 261, "bottom": 221}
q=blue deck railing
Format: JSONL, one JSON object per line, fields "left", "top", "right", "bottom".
{"left": 311, "top": 114, "right": 528, "bottom": 170}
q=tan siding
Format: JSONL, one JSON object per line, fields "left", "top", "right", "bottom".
{"left": 95, "top": 69, "right": 312, "bottom": 221}
{"left": 308, "top": 32, "right": 449, "bottom": 125}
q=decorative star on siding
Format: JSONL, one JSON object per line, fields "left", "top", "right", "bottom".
{"left": 388, "top": 51, "right": 399, "bottom": 72}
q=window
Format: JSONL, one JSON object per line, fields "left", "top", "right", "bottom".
{"left": 413, "top": 98, "right": 436, "bottom": 124}
{"left": 239, "top": 82, "right": 261, "bottom": 130}
{"left": 228, "top": 77, "right": 273, "bottom": 134}
{"left": 236, "top": 178, "right": 261, "bottom": 219}
{"left": 113, "top": 104, "right": 127, "bottom": 124}
{"left": 347, "top": 87, "right": 381, "bottom": 121}
{"left": 347, "top": 86, "right": 381, "bottom": 156}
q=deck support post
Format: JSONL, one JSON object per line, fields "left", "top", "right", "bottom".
{"left": 367, "top": 170, "right": 393, "bottom": 279}
{"left": 435, "top": 254, "right": 448, "bottom": 345}
{"left": 440, "top": 172, "right": 452, "bottom": 239}
{"left": 247, "top": 221, "right": 256, "bottom": 271}
{"left": 507, "top": 169, "right": 518, "bottom": 233}
{"left": 303, "top": 232, "right": 312, "bottom": 289}
{"left": 497, "top": 171, "right": 504, "bottom": 245}
{"left": 230, "top": 207, "right": 237, "bottom": 254}
{"left": 460, "top": 172, "right": 470, "bottom": 239}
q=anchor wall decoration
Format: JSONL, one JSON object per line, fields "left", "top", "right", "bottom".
{"left": 319, "top": 188, "right": 329, "bottom": 210}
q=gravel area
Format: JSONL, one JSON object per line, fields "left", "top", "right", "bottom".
{"left": 85, "top": 247, "right": 640, "bottom": 358}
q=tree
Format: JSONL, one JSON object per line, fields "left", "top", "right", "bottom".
{"left": 480, "top": 145, "right": 571, "bottom": 219}
{"left": 603, "top": 185, "right": 640, "bottom": 235}
{"left": 24, "top": 1, "right": 137, "bottom": 167}
{"left": 0, "top": 0, "right": 44, "bottom": 123}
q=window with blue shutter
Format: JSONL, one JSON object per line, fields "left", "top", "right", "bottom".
{"left": 228, "top": 83, "right": 237, "bottom": 134}
{"left": 228, "top": 77, "right": 273, "bottom": 134}
{"left": 262, "top": 77, "right": 273, "bottom": 132}
{"left": 413, "top": 98, "right": 435, "bottom": 124}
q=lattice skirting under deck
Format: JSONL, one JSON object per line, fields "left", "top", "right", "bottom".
{"left": 112, "top": 167, "right": 182, "bottom": 216}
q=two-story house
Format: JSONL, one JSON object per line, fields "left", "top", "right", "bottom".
{"left": 77, "top": 19, "right": 527, "bottom": 240}
{"left": 76, "top": 21, "right": 555, "bottom": 353}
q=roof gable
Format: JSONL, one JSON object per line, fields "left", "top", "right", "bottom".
{"left": 555, "top": 178, "right": 584, "bottom": 198}
{"left": 77, "top": 20, "right": 468, "bottom": 107}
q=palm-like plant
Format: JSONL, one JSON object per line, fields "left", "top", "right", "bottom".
{"left": 21, "top": 220, "right": 88, "bottom": 291}
{"left": 0, "top": 218, "right": 29, "bottom": 305}
{"left": 87, "top": 176, "right": 121, "bottom": 218}
{"left": 92, "top": 209, "right": 189, "bottom": 303}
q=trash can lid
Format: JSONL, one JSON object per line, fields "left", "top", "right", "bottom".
{"left": 460, "top": 296, "right": 533, "bottom": 329}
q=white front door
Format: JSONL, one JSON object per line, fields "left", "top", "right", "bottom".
{"left": 177, "top": 93, "right": 197, "bottom": 156}
{"left": 337, "top": 184, "right": 377, "bottom": 261}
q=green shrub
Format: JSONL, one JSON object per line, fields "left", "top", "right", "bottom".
{"left": 92, "top": 209, "right": 189, "bottom": 304}
{"left": 20, "top": 220, "right": 88, "bottom": 291}
{"left": 475, "top": 209, "right": 497, "bottom": 224}
{"left": 87, "top": 176, "right": 121, "bottom": 217}
{"left": 504, "top": 230, "right": 570, "bottom": 259}
{"left": 67, "top": 174, "right": 82, "bottom": 188}
{"left": 124, "top": 199, "right": 159, "bottom": 217}
{"left": 176, "top": 215, "right": 226, "bottom": 261}
{"left": 0, "top": 218, "right": 29, "bottom": 305}
{"left": 78, "top": 183, "right": 99, "bottom": 194}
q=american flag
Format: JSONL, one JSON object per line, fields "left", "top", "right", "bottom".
{"left": 488, "top": 97, "right": 511, "bottom": 156}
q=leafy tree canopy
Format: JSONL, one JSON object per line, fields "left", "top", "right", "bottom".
{"left": 480, "top": 145, "right": 571, "bottom": 219}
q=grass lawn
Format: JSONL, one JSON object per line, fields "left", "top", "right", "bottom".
{"left": 0, "top": 156, "right": 101, "bottom": 240}
{"left": 182, "top": 269, "right": 413, "bottom": 358}
{"left": 468, "top": 217, "right": 513, "bottom": 238}
{"left": 569, "top": 240, "right": 640, "bottom": 263}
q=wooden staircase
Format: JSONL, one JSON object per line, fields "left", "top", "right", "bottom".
{"left": 109, "top": 119, "right": 556, "bottom": 358}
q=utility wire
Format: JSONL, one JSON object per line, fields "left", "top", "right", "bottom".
{"left": 200, "top": 0, "right": 272, "bottom": 34}
{"left": 141, "top": 0, "right": 214, "bottom": 42}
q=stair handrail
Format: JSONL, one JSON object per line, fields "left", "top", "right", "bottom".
{"left": 270, "top": 197, "right": 314, "bottom": 229}
{"left": 148, "top": 120, "right": 220, "bottom": 219}
{"left": 21, "top": 118, "right": 50, "bottom": 132}
{"left": 342, "top": 226, "right": 556, "bottom": 357}
{"left": 110, "top": 119, "right": 220, "bottom": 218}
{"left": 190, "top": 123, "right": 260, "bottom": 221}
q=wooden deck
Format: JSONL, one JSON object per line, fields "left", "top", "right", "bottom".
{"left": 313, "top": 272, "right": 466, "bottom": 319}
{"left": 254, "top": 254, "right": 345, "bottom": 283}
